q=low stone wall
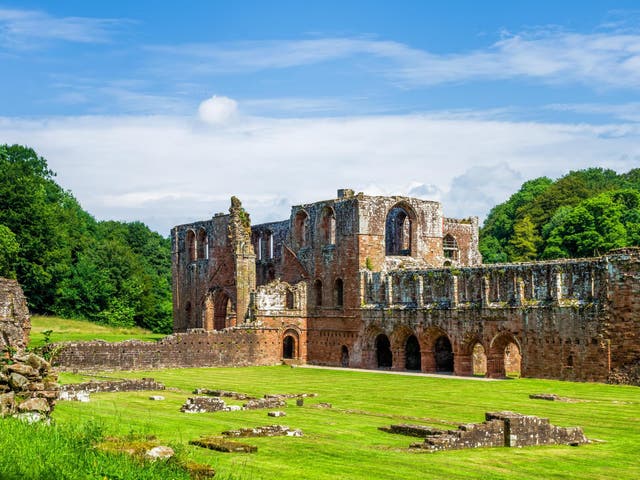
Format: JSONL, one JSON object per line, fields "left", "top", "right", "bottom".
{"left": 60, "top": 378, "right": 165, "bottom": 396}
{"left": 381, "top": 412, "right": 588, "bottom": 451}
{"left": 52, "top": 327, "right": 282, "bottom": 371}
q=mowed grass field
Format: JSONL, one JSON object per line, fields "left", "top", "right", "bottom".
{"left": 54, "top": 365, "right": 640, "bottom": 480}
{"left": 30, "top": 315, "right": 164, "bottom": 347}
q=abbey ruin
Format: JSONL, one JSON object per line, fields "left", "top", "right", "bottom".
{"left": 165, "top": 189, "right": 638, "bottom": 382}
{"left": 55, "top": 190, "right": 640, "bottom": 382}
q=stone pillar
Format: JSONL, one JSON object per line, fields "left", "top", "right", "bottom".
{"left": 385, "top": 274, "right": 393, "bottom": 306}
{"left": 481, "top": 276, "right": 490, "bottom": 307}
{"left": 451, "top": 275, "right": 459, "bottom": 308}
{"left": 229, "top": 197, "right": 257, "bottom": 324}
{"left": 416, "top": 276, "right": 424, "bottom": 308}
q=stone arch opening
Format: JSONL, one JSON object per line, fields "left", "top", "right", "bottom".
{"left": 488, "top": 333, "right": 522, "bottom": 378}
{"left": 283, "top": 335, "right": 295, "bottom": 359}
{"left": 294, "top": 210, "right": 309, "bottom": 248}
{"left": 213, "top": 291, "right": 230, "bottom": 330}
{"left": 320, "top": 206, "right": 336, "bottom": 245}
{"left": 405, "top": 335, "right": 421, "bottom": 371}
{"left": 435, "top": 335, "right": 454, "bottom": 372}
{"left": 313, "top": 279, "right": 323, "bottom": 307}
{"left": 334, "top": 278, "right": 344, "bottom": 307}
{"left": 385, "top": 204, "right": 415, "bottom": 256}
{"left": 197, "top": 228, "right": 208, "bottom": 259}
{"left": 375, "top": 334, "right": 392, "bottom": 368}
{"left": 443, "top": 234, "right": 458, "bottom": 261}
{"left": 186, "top": 230, "right": 196, "bottom": 262}
{"left": 341, "top": 345, "right": 349, "bottom": 367}
{"left": 472, "top": 343, "right": 487, "bottom": 376}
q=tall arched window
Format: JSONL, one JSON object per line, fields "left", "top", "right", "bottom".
{"left": 320, "top": 206, "right": 336, "bottom": 245}
{"left": 334, "top": 278, "right": 344, "bottom": 307}
{"left": 197, "top": 228, "right": 208, "bottom": 260}
{"left": 186, "top": 230, "right": 196, "bottom": 262}
{"left": 385, "top": 205, "right": 413, "bottom": 256}
{"left": 294, "top": 210, "right": 309, "bottom": 248}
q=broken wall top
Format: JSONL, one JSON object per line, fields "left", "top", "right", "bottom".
{"left": 0, "top": 278, "right": 30, "bottom": 351}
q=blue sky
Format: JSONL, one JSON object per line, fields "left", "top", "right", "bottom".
{"left": 2, "top": 1, "right": 640, "bottom": 233}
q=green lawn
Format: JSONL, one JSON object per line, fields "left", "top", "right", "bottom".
{"left": 29, "top": 315, "right": 165, "bottom": 347}
{"left": 54, "top": 366, "right": 640, "bottom": 480}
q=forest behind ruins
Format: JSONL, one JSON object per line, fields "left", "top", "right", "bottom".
{"left": 1, "top": 143, "right": 640, "bottom": 332}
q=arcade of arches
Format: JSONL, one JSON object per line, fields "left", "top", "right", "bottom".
{"left": 369, "top": 329, "right": 521, "bottom": 378}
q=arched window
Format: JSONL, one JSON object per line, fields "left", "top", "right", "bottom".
{"left": 443, "top": 234, "right": 459, "bottom": 261}
{"left": 186, "top": 230, "right": 196, "bottom": 262}
{"left": 294, "top": 210, "right": 309, "bottom": 248}
{"left": 385, "top": 205, "right": 413, "bottom": 256}
{"left": 197, "top": 228, "right": 208, "bottom": 260}
{"left": 334, "top": 278, "right": 344, "bottom": 307}
{"left": 313, "top": 279, "right": 323, "bottom": 307}
{"left": 320, "top": 206, "right": 336, "bottom": 245}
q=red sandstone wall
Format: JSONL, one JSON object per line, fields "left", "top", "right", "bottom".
{"left": 53, "top": 329, "right": 282, "bottom": 371}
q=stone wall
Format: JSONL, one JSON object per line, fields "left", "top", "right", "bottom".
{"left": 53, "top": 327, "right": 282, "bottom": 371}
{"left": 403, "top": 412, "right": 587, "bottom": 451}
{"left": 0, "top": 278, "right": 30, "bottom": 351}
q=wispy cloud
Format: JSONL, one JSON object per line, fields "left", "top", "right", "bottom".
{"left": 2, "top": 109, "right": 639, "bottom": 233}
{"left": 0, "top": 7, "right": 127, "bottom": 49}
{"left": 147, "top": 27, "right": 640, "bottom": 90}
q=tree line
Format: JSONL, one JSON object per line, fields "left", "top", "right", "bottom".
{"left": 480, "top": 167, "right": 640, "bottom": 263}
{"left": 0, "top": 144, "right": 173, "bottom": 333}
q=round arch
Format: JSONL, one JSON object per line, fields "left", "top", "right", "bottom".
{"left": 375, "top": 334, "right": 392, "bottom": 368}
{"left": 385, "top": 202, "right": 417, "bottom": 256}
{"left": 282, "top": 329, "right": 300, "bottom": 360}
{"left": 488, "top": 332, "right": 522, "bottom": 378}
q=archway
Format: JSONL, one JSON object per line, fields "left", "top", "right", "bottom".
{"left": 341, "top": 345, "right": 349, "bottom": 367}
{"left": 488, "top": 333, "right": 522, "bottom": 378}
{"left": 283, "top": 335, "right": 295, "bottom": 359}
{"left": 186, "top": 230, "right": 196, "bottom": 262}
{"left": 294, "top": 210, "right": 309, "bottom": 248}
{"left": 375, "top": 334, "right": 392, "bottom": 368}
{"left": 472, "top": 343, "right": 487, "bottom": 376}
{"left": 434, "top": 335, "right": 454, "bottom": 372}
{"left": 213, "top": 291, "right": 230, "bottom": 330}
{"left": 197, "top": 228, "right": 208, "bottom": 259}
{"left": 385, "top": 204, "right": 414, "bottom": 256}
{"left": 320, "top": 206, "right": 336, "bottom": 245}
{"left": 405, "top": 335, "right": 421, "bottom": 371}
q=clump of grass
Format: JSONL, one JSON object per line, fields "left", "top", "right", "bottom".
{"left": 0, "top": 418, "right": 193, "bottom": 479}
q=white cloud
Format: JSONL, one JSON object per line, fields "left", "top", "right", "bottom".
{"left": 1, "top": 112, "right": 639, "bottom": 234}
{"left": 198, "top": 96, "right": 238, "bottom": 125}
{"left": 149, "top": 28, "right": 640, "bottom": 90}
{"left": 0, "top": 8, "right": 126, "bottom": 48}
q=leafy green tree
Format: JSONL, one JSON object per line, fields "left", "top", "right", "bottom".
{"left": 0, "top": 224, "right": 19, "bottom": 278}
{"left": 507, "top": 216, "right": 540, "bottom": 261}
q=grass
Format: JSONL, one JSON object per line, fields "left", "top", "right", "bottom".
{"left": 0, "top": 417, "right": 193, "bottom": 480}
{"left": 29, "top": 315, "right": 165, "bottom": 348}
{"left": 53, "top": 366, "right": 640, "bottom": 480}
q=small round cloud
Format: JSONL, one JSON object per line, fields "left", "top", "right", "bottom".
{"left": 198, "top": 95, "right": 238, "bottom": 125}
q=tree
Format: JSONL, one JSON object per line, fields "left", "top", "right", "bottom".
{"left": 0, "top": 225, "right": 19, "bottom": 278}
{"left": 507, "top": 216, "right": 540, "bottom": 261}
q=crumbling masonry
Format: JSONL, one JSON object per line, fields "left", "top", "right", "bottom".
{"left": 160, "top": 189, "right": 639, "bottom": 382}
{"left": 54, "top": 190, "right": 640, "bottom": 381}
